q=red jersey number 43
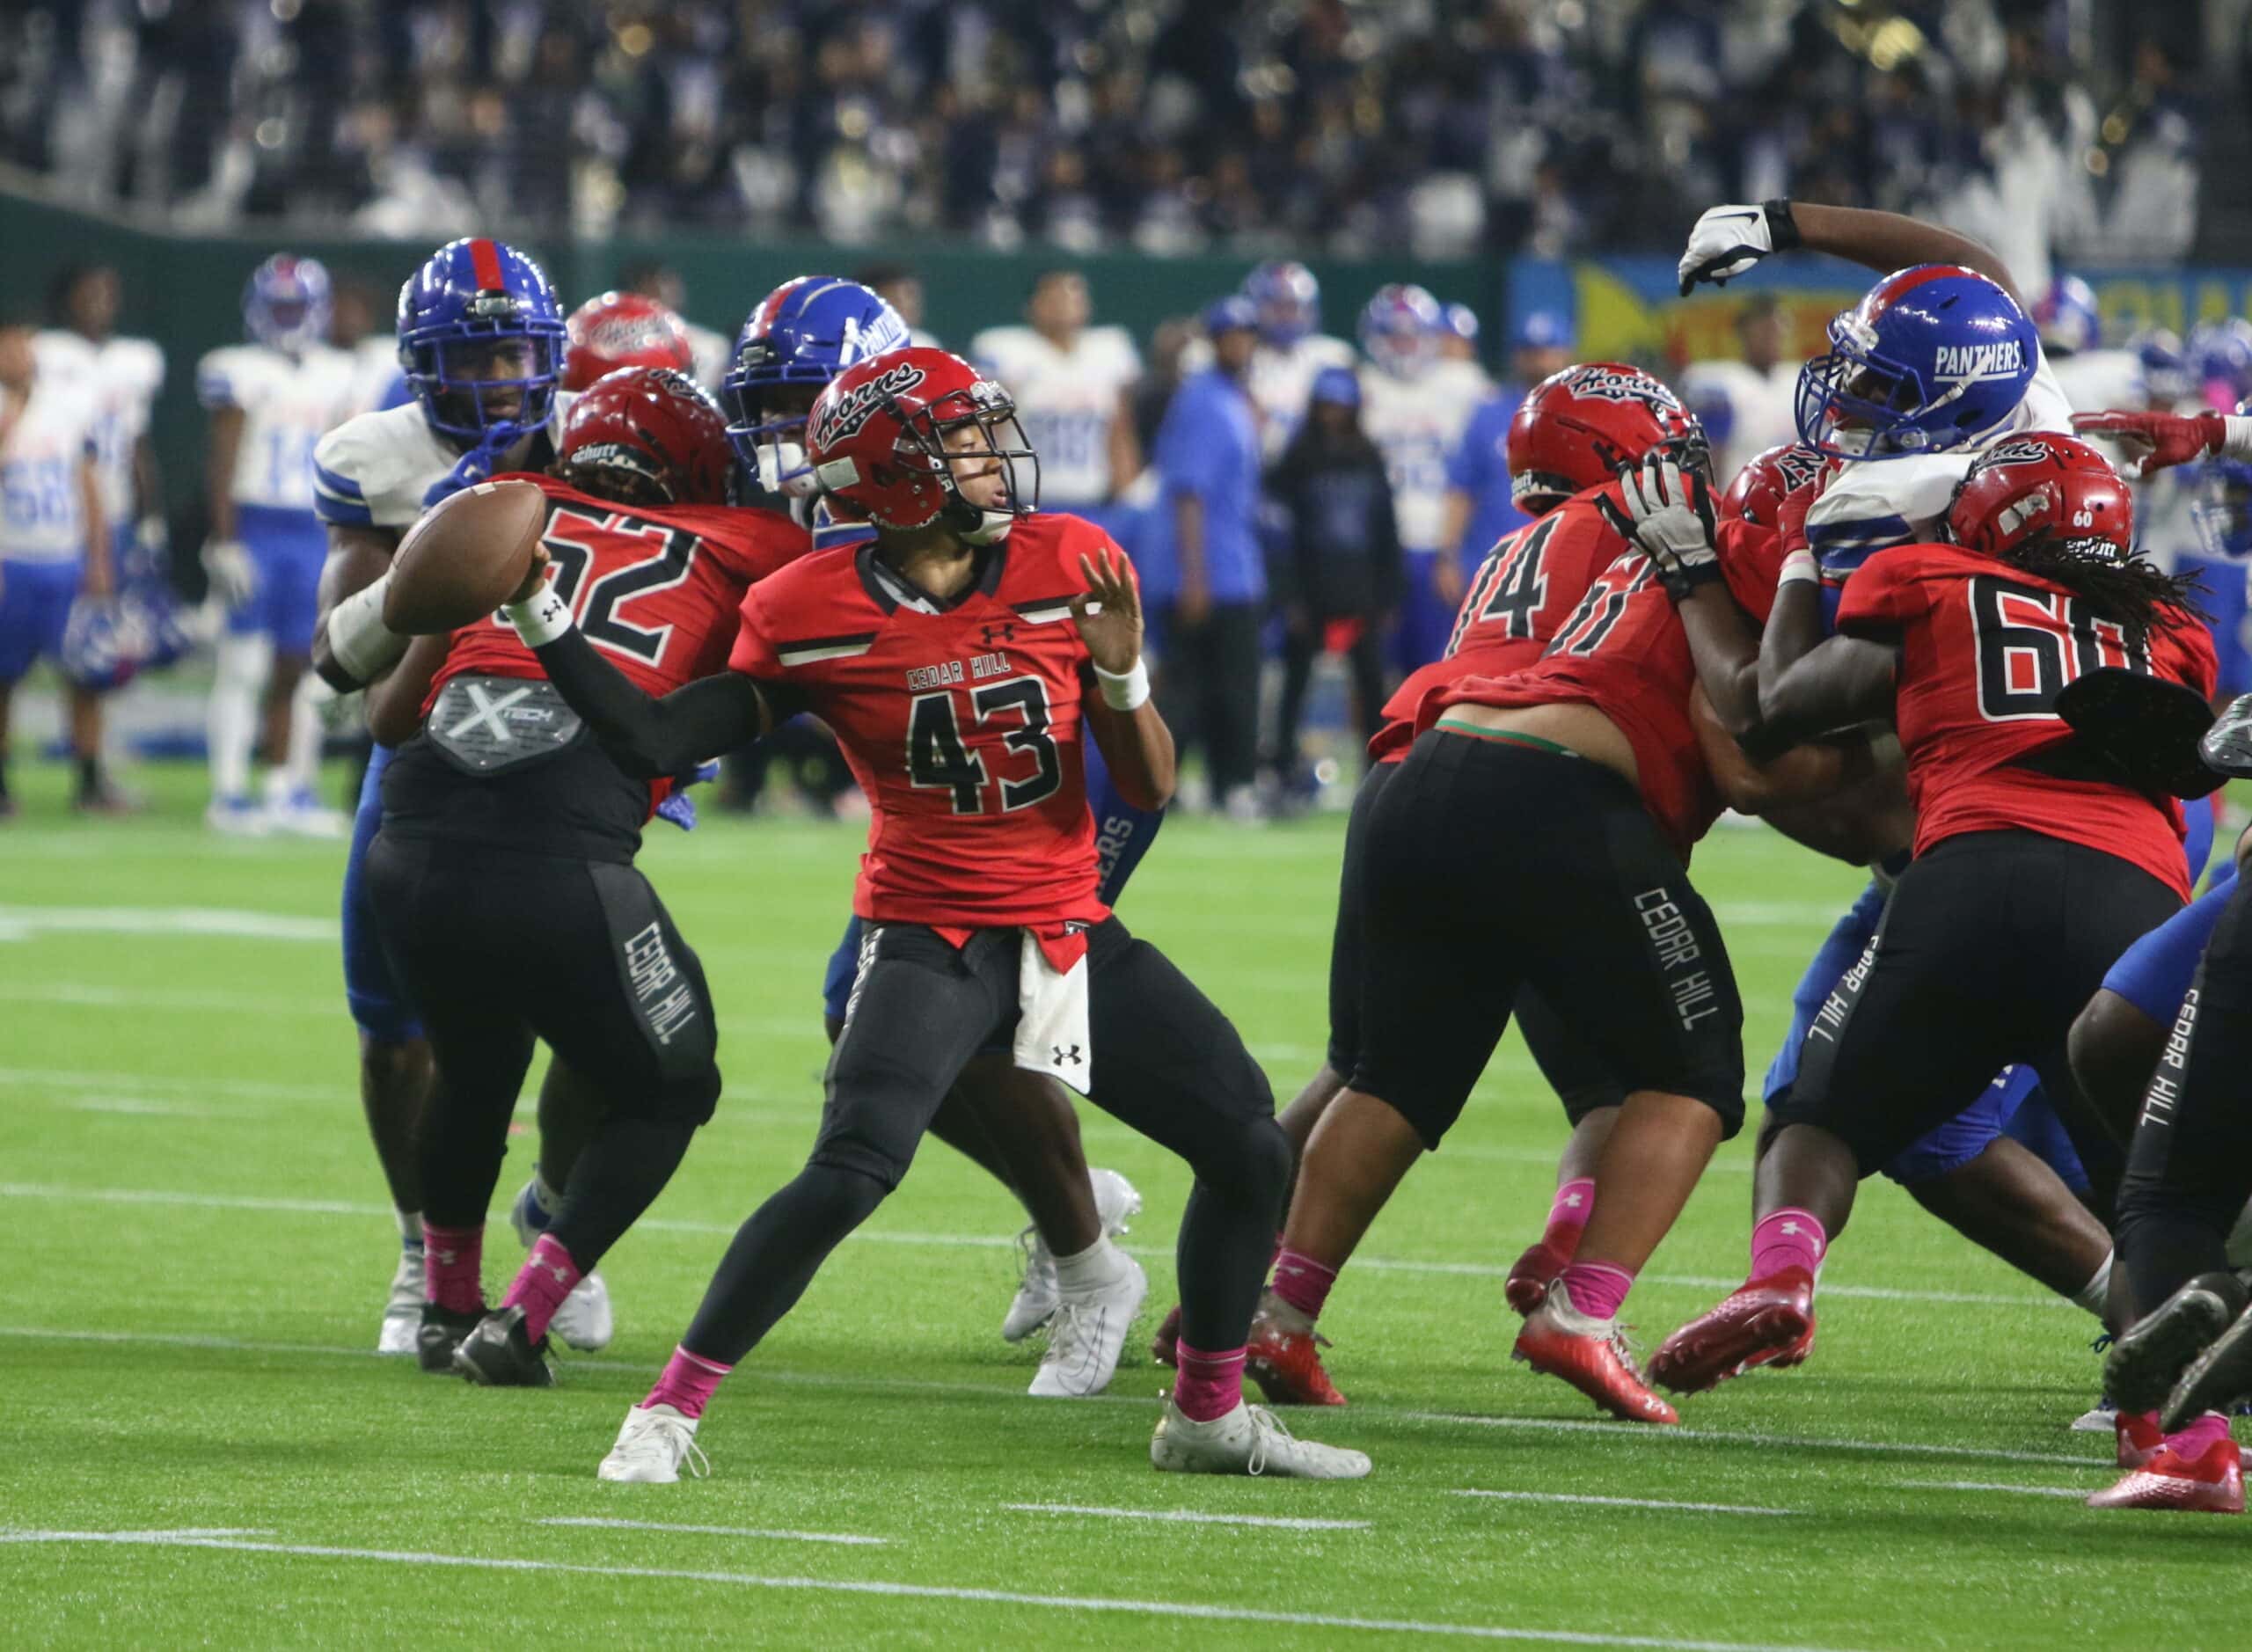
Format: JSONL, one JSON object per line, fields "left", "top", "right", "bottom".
{"left": 907, "top": 678, "right": 1064, "bottom": 814}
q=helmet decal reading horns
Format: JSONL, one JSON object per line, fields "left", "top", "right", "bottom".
{"left": 808, "top": 361, "right": 928, "bottom": 450}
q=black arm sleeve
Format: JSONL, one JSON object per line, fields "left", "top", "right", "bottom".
{"left": 533, "top": 627, "right": 785, "bottom": 778}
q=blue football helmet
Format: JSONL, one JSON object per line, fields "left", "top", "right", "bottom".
{"left": 722, "top": 276, "right": 908, "bottom": 496}
{"left": 2195, "top": 453, "right": 2252, "bottom": 561}
{"left": 1309, "top": 364, "right": 1361, "bottom": 409}
{"left": 1441, "top": 302, "right": 1480, "bottom": 346}
{"left": 1358, "top": 283, "right": 1443, "bottom": 376}
{"left": 396, "top": 238, "right": 567, "bottom": 450}
{"left": 61, "top": 596, "right": 137, "bottom": 692}
{"left": 2030, "top": 274, "right": 2100, "bottom": 356}
{"left": 1242, "top": 260, "right": 1320, "bottom": 348}
{"left": 1794, "top": 265, "right": 2038, "bottom": 460}
{"left": 2131, "top": 326, "right": 2193, "bottom": 407}
{"left": 244, "top": 254, "right": 333, "bottom": 355}
{"left": 2189, "top": 318, "right": 2252, "bottom": 411}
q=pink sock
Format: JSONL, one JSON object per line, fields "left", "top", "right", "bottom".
{"left": 2165, "top": 1410, "right": 2233, "bottom": 1459}
{"left": 1559, "top": 1261, "right": 1634, "bottom": 1321}
{"left": 1271, "top": 1247, "right": 1339, "bottom": 1319}
{"left": 1172, "top": 1341, "right": 1247, "bottom": 1422}
{"left": 1543, "top": 1178, "right": 1596, "bottom": 1253}
{"left": 501, "top": 1233, "right": 583, "bottom": 1343}
{"left": 644, "top": 1345, "right": 734, "bottom": 1421}
{"left": 421, "top": 1221, "right": 485, "bottom": 1316}
{"left": 1751, "top": 1208, "right": 1826, "bottom": 1282}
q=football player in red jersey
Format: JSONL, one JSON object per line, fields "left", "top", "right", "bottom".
{"left": 355, "top": 367, "right": 810, "bottom": 1383}
{"left": 1166, "top": 364, "right": 1701, "bottom": 1404}
{"left": 1282, "top": 433, "right": 1864, "bottom": 1429}
{"left": 508, "top": 347, "right": 1371, "bottom": 1483}
{"left": 1622, "top": 436, "right": 2219, "bottom": 1440}
{"left": 560, "top": 291, "right": 696, "bottom": 391}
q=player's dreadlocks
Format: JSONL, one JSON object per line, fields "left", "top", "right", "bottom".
{"left": 2001, "top": 537, "right": 2209, "bottom": 652}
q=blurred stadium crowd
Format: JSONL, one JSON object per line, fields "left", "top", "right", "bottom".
{"left": 0, "top": 1, "right": 2227, "bottom": 266}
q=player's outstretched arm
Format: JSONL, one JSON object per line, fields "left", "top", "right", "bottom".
{"left": 312, "top": 523, "right": 408, "bottom": 691}
{"left": 1693, "top": 686, "right": 1878, "bottom": 815}
{"left": 1678, "top": 200, "right": 2020, "bottom": 303}
{"left": 1072, "top": 545, "right": 1175, "bottom": 811}
{"left": 363, "top": 634, "right": 450, "bottom": 747}
{"left": 502, "top": 552, "right": 771, "bottom": 778}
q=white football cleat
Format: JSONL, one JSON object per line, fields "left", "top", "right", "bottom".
{"left": 2073, "top": 1399, "right": 2118, "bottom": 1433}
{"left": 1150, "top": 1399, "right": 1371, "bottom": 1480}
{"left": 597, "top": 1403, "right": 708, "bottom": 1484}
{"left": 262, "top": 777, "right": 346, "bottom": 838}
{"left": 548, "top": 1270, "right": 613, "bottom": 1352}
{"left": 1029, "top": 1252, "right": 1148, "bottom": 1398}
{"left": 377, "top": 1245, "right": 424, "bottom": 1356}
{"left": 1002, "top": 1167, "right": 1143, "bottom": 1343}
{"left": 205, "top": 794, "right": 271, "bottom": 837}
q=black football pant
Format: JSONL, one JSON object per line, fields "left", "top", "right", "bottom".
{"left": 2117, "top": 875, "right": 2252, "bottom": 1320}
{"left": 1325, "top": 758, "right": 1627, "bottom": 1129}
{"left": 368, "top": 833, "right": 720, "bottom": 1276}
{"left": 680, "top": 917, "right": 1286, "bottom": 1366}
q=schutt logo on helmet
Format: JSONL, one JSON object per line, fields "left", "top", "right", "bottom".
{"left": 810, "top": 362, "right": 928, "bottom": 450}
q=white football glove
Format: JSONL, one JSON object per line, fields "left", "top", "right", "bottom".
{"left": 1598, "top": 454, "right": 1722, "bottom": 602}
{"left": 201, "top": 537, "right": 258, "bottom": 608}
{"left": 1678, "top": 201, "right": 1798, "bottom": 296}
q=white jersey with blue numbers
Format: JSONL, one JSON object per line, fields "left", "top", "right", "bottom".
{"left": 969, "top": 324, "right": 1140, "bottom": 508}
{"left": 0, "top": 379, "right": 99, "bottom": 564}
{"left": 1360, "top": 357, "right": 1487, "bottom": 552}
{"left": 1807, "top": 350, "right": 2075, "bottom": 574}
{"left": 31, "top": 330, "right": 163, "bottom": 527}
{"left": 311, "top": 399, "right": 567, "bottom": 533}
{"left": 199, "top": 344, "right": 362, "bottom": 512}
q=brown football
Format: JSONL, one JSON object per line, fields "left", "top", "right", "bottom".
{"left": 382, "top": 478, "right": 550, "bottom": 635}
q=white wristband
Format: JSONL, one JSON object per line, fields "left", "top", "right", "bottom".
{"left": 328, "top": 573, "right": 409, "bottom": 685}
{"left": 1093, "top": 657, "right": 1151, "bottom": 712}
{"left": 1778, "top": 550, "right": 1820, "bottom": 588}
{"left": 504, "top": 586, "right": 574, "bottom": 648}
{"left": 2223, "top": 416, "right": 2252, "bottom": 463}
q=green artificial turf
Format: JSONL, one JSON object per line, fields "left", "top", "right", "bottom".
{"left": 4, "top": 760, "right": 2247, "bottom": 1650}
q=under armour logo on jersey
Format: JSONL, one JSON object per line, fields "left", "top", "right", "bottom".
{"left": 1051, "top": 1043, "right": 1084, "bottom": 1066}
{"left": 980, "top": 622, "right": 1016, "bottom": 647}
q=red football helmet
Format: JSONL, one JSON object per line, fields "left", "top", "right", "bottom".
{"left": 555, "top": 366, "right": 733, "bottom": 506}
{"left": 1717, "top": 442, "right": 1833, "bottom": 528}
{"left": 1946, "top": 431, "right": 2133, "bottom": 564}
{"left": 561, "top": 291, "right": 695, "bottom": 391}
{"left": 804, "top": 347, "right": 1038, "bottom": 536}
{"left": 1507, "top": 362, "right": 1700, "bottom": 511}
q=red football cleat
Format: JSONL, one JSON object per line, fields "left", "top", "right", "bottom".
{"left": 1150, "top": 1303, "right": 1181, "bottom": 1368}
{"left": 1513, "top": 1300, "right": 1678, "bottom": 1425}
{"left": 1648, "top": 1267, "right": 1815, "bottom": 1394}
{"left": 2117, "top": 1409, "right": 2165, "bottom": 1471}
{"left": 1504, "top": 1237, "right": 1574, "bottom": 1316}
{"left": 2087, "top": 1438, "right": 2244, "bottom": 1513}
{"left": 1244, "top": 1313, "right": 1347, "bottom": 1407}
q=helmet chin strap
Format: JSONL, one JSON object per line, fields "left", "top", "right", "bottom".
{"left": 947, "top": 497, "right": 1016, "bottom": 545}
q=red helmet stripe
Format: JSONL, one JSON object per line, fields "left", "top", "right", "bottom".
{"left": 468, "top": 238, "right": 505, "bottom": 291}
{"left": 1866, "top": 263, "right": 1976, "bottom": 316}
{"left": 755, "top": 278, "right": 810, "bottom": 337}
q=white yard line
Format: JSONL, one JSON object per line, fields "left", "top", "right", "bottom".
{"left": 1891, "top": 1480, "right": 2093, "bottom": 1499}
{"left": 1004, "top": 1503, "right": 1369, "bottom": 1530}
{"left": 0, "top": 1527, "right": 1875, "bottom": 1650}
{"left": 0, "top": 1180, "right": 2069, "bottom": 1312}
{"left": 1450, "top": 1490, "right": 1793, "bottom": 1517}
{"left": 537, "top": 1516, "right": 885, "bottom": 1545}
{"left": 1408, "top": 1412, "right": 2095, "bottom": 1469}
{"left": 0, "top": 905, "right": 337, "bottom": 942}
{"left": 0, "top": 1326, "right": 2109, "bottom": 1473}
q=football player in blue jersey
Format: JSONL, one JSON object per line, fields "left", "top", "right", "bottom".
{"left": 720, "top": 275, "right": 1166, "bottom": 1393}
{"left": 306, "top": 238, "right": 616, "bottom": 1358}
{"left": 1656, "top": 202, "right": 2141, "bottom": 1385}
